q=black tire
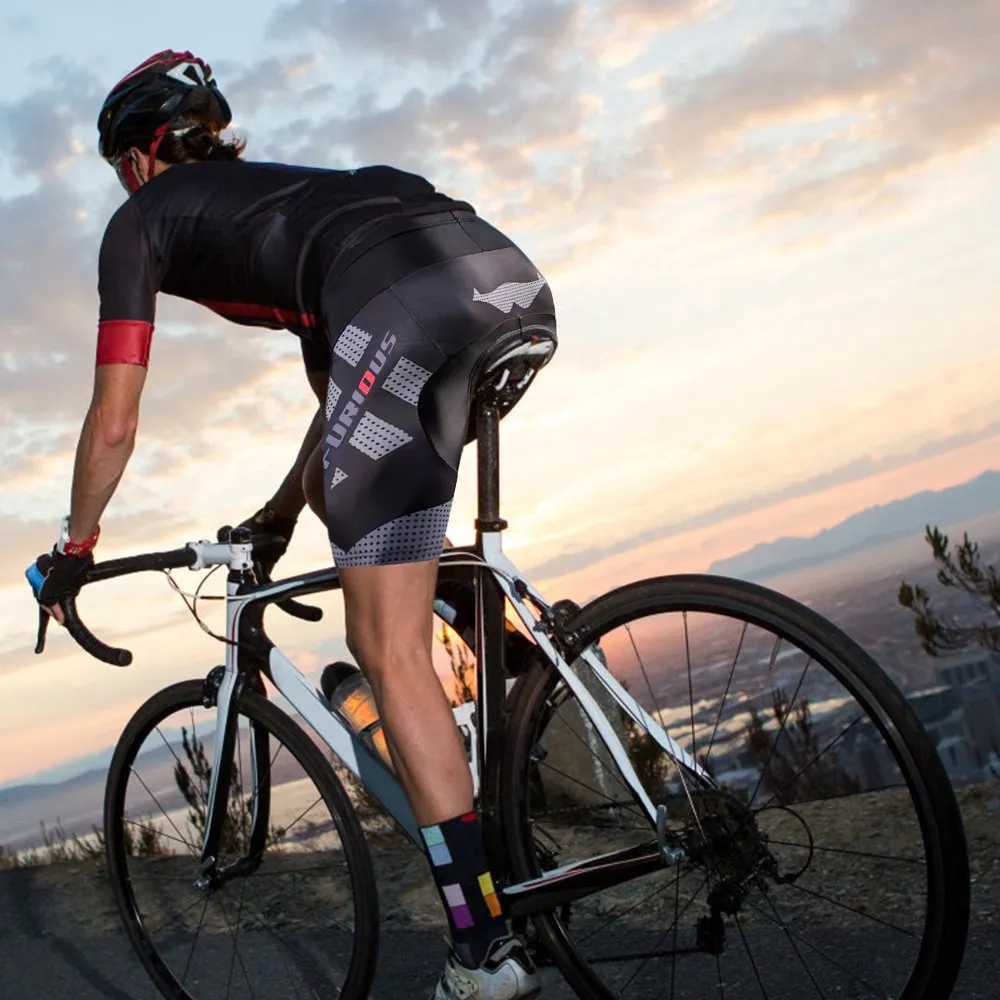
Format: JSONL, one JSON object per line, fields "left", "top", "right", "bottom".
{"left": 104, "top": 679, "right": 380, "bottom": 1000}
{"left": 501, "top": 574, "right": 970, "bottom": 1000}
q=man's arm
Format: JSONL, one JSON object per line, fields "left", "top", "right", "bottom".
{"left": 254, "top": 368, "right": 328, "bottom": 523}
{"left": 69, "top": 363, "right": 146, "bottom": 541}
{"left": 264, "top": 405, "right": 324, "bottom": 521}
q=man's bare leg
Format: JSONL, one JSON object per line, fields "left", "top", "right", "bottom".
{"left": 339, "top": 559, "right": 471, "bottom": 824}
{"left": 339, "top": 559, "right": 513, "bottom": 973}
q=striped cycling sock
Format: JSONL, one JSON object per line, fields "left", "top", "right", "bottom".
{"left": 420, "top": 810, "right": 507, "bottom": 966}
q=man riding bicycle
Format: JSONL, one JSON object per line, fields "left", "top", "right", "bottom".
{"left": 25, "top": 49, "right": 555, "bottom": 1000}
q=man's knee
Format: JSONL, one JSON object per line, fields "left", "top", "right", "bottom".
{"left": 346, "top": 627, "right": 432, "bottom": 694}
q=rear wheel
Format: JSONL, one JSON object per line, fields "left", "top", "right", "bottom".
{"left": 502, "top": 575, "right": 970, "bottom": 999}
{"left": 104, "top": 679, "right": 379, "bottom": 1000}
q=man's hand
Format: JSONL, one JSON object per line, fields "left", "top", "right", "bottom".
{"left": 237, "top": 504, "right": 298, "bottom": 580}
{"left": 25, "top": 549, "right": 94, "bottom": 624}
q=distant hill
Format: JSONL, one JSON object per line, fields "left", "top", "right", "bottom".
{"left": 708, "top": 470, "right": 1000, "bottom": 581}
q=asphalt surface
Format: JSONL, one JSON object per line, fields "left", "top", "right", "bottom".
{"left": 0, "top": 863, "right": 994, "bottom": 1000}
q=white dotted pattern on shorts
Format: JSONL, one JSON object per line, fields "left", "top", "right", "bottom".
{"left": 334, "top": 324, "right": 372, "bottom": 367}
{"left": 382, "top": 355, "right": 432, "bottom": 406}
{"left": 348, "top": 411, "right": 413, "bottom": 461}
{"left": 331, "top": 502, "right": 453, "bottom": 567}
{"left": 330, "top": 468, "right": 348, "bottom": 489}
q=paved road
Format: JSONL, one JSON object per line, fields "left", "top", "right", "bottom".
{"left": 0, "top": 864, "right": 446, "bottom": 999}
{"left": 0, "top": 862, "right": 994, "bottom": 1000}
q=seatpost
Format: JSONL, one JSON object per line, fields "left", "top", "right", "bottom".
{"left": 475, "top": 400, "right": 507, "bottom": 540}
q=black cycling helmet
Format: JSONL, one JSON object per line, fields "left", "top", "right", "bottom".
{"left": 98, "top": 49, "right": 231, "bottom": 189}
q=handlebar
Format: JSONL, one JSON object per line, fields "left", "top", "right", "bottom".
{"left": 34, "top": 533, "right": 322, "bottom": 667}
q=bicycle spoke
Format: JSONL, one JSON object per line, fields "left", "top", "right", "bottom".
{"left": 758, "top": 780, "right": 907, "bottom": 812}
{"left": 577, "top": 872, "right": 682, "bottom": 945}
{"left": 624, "top": 621, "right": 664, "bottom": 733}
{"left": 156, "top": 719, "right": 208, "bottom": 810}
{"left": 274, "top": 795, "right": 327, "bottom": 844}
{"left": 756, "top": 715, "right": 863, "bottom": 811}
{"left": 180, "top": 896, "right": 211, "bottom": 987}
{"left": 143, "top": 892, "right": 214, "bottom": 941}
{"left": 744, "top": 896, "right": 891, "bottom": 998}
{"left": 535, "top": 757, "right": 647, "bottom": 828}
{"left": 748, "top": 652, "right": 811, "bottom": 806}
{"left": 216, "top": 885, "right": 257, "bottom": 1000}
{"left": 783, "top": 879, "right": 918, "bottom": 937}
{"left": 123, "top": 815, "right": 192, "bottom": 852}
{"left": 669, "top": 868, "right": 680, "bottom": 1000}
{"left": 683, "top": 610, "right": 697, "bottom": 762}
{"left": 766, "top": 838, "right": 926, "bottom": 866}
{"left": 704, "top": 621, "right": 748, "bottom": 764}
{"left": 757, "top": 883, "right": 827, "bottom": 998}
{"left": 128, "top": 767, "right": 197, "bottom": 854}
{"left": 243, "top": 878, "right": 340, "bottom": 997}
{"left": 734, "top": 914, "right": 768, "bottom": 997}
{"left": 617, "top": 871, "right": 709, "bottom": 997}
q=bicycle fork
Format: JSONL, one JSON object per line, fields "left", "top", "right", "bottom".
{"left": 195, "top": 596, "right": 272, "bottom": 887}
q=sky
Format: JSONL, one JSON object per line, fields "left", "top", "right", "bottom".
{"left": 1, "top": 0, "right": 1000, "bottom": 788}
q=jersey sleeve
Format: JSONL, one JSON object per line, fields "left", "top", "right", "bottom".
{"left": 96, "top": 200, "right": 159, "bottom": 366}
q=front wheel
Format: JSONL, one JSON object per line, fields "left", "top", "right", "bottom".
{"left": 501, "top": 574, "right": 970, "bottom": 1000}
{"left": 104, "top": 679, "right": 379, "bottom": 1000}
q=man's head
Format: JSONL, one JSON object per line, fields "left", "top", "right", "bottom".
{"left": 98, "top": 50, "right": 240, "bottom": 193}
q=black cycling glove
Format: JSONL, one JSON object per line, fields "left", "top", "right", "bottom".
{"left": 237, "top": 504, "right": 298, "bottom": 580}
{"left": 26, "top": 549, "right": 94, "bottom": 609}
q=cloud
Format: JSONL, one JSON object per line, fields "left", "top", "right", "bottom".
{"left": 257, "top": 0, "right": 1000, "bottom": 266}
{"left": 222, "top": 54, "right": 325, "bottom": 113}
{"left": 0, "top": 60, "right": 102, "bottom": 181}
{"left": 270, "top": 0, "right": 495, "bottom": 64}
{"left": 260, "top": 0, "right": 599, "bottom": 236}
{"left": 608, "top": 0, "right": 713, "bottom": 27}
{"left": 625, "top": 0, "right": 1000, "bottom": 216}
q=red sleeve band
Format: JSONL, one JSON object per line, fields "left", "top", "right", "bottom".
{"left": 96, "top": 320, "right": 154, "bottom": 367}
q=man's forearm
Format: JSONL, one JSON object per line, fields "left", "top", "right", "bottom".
{"left": 267, "top": 406, "right": 324, "bottom": 519}
{"left": 69, "top": 409, "right": 137, "bottom": 541}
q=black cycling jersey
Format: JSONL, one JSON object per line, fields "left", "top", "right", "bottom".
{"left": 93, "top": 157, "right": 557, "bottom": 567}
{"left": 95, "top": 159, "right": 473, "bottom": 366}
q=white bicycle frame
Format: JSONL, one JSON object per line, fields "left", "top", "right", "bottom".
{"left": 195, "top": 533, "right": 712, "bottom": 879}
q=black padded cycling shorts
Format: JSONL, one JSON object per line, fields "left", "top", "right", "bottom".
{"left": 317, "top": 211, "right": 556, "bottom": 567}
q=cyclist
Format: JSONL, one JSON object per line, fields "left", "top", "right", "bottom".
{"left": 25, "top": 49, "right": 554, "bottom": 1000}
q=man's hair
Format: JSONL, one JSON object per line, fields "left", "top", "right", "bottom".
{"left": 155, "top": 121, "right": 246, "bottom": 164}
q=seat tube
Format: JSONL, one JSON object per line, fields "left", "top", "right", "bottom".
{"left": 473, "top": 400, "right": 509, "bottom": 870}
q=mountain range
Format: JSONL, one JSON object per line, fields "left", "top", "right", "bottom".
{"left": 708, "top": 470, "right": 1000, "bottom": 581}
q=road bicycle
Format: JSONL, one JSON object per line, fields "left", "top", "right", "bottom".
{"left": 35, "top": 327, "right": 970, "bottom": 999}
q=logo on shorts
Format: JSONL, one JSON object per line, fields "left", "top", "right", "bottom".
{"left": 326, "top": 331, "right": 397, "bottom": 449}
{"left": 472, "top": 273, "right": 547, "bottom": 314}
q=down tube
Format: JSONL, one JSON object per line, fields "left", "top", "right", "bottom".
{"left": 267, "top": 648, "right": 420, "bottom": 843}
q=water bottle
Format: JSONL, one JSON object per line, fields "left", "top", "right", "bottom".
{"left": 321, "top": 662, "right": 394, "bottom": 770}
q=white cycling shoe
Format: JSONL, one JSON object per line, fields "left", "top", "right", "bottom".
{"left": 432, "top": 936, "right": 542, "bottom": 1000}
